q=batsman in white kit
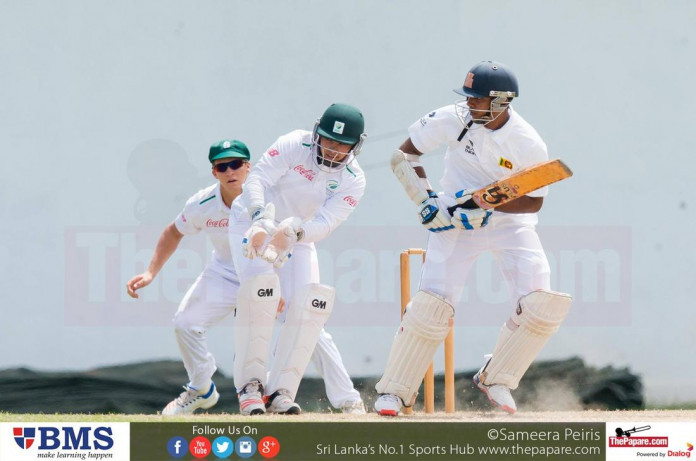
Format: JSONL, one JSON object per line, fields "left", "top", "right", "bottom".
{"left": 375, "top": 61, "right": 572, "bottom": 416}
{"left": 126, "top": 139, "right": 364, "bottom": 415}
{"left": 229, "top": 103, "right": 367, "bottom": 415}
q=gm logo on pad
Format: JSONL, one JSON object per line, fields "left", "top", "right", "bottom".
{"left": 311, "top": 298, "right": 327, "bottom": 309}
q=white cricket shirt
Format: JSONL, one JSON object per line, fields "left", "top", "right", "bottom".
{"left": 241, "top": 130, "right": 366, "bottom": 243}
{"left": 174, "top": 182, "right": 237, "bottom": 278}
{"left": 409, "top": 105, "right": 549, "bottom": 225}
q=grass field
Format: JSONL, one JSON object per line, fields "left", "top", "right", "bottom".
{"left": 3, "top": 410, "right": 696, "bottom": 423}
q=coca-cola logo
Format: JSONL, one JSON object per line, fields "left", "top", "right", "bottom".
{"left": 293, "top": 165, "right": 317, "bottom": 182}
{"left": 343, "top": 196, "right": 358, "bottom": 207}
{"left": 206, "top": 218, "right": 229, "bottom": 228}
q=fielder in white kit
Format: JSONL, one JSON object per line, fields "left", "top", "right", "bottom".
{"left": 126, "top": 139, "right": 364, "bottom": 415}
{"left": 375, "top": 61, "right": 572, "bottom": 416}
{"left": 229, "top": 103, "right": 367, "bottom": 415}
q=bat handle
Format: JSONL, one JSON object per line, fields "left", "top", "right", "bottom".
{"left": 447, "top": 198, "right": 479, "bottom": 216}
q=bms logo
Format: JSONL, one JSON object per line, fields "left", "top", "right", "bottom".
{"left": 11, "top": 426, "right": 114, "bottom": 450}
{"left": 13, "top": 428, "right": 35, "bottom": 449}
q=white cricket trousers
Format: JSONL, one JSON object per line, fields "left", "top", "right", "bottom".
{"left": 420, "top": 219, "right": 551, "bottom": 304}
{"left": 172, "top": 265, "right": 236, "bottom": 391}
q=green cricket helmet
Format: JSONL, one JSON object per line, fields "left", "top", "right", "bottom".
{"left": 312, "top": 103, "right": 367, "bottom": 172}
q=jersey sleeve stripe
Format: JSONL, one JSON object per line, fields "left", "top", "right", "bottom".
{"left": 199, "top": 194, "right": 216, "bottom": 205}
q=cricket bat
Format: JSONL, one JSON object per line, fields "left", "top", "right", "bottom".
{"left": 448, "top": 158, "right": 573, "bottom": 212}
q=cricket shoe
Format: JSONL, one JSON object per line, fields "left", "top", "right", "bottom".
{"left": 374, "top": 394, "right": 403, "bottom": 416}
{"left": 341, "top": 399, "right": 367, "bottom": 415}
{"left": 473, "top": 371, "right": 517, "bottom": 414}
{"left": 162, "top": 381, "right": 219, "bottom": 415}
{"left": 264, "top": 389, "right": 301, "bottom": 415}
{"left": 238, "top": 379, "right": 266, "bottom": 415}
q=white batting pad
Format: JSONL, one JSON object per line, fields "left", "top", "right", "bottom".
{"left": 479, "top": 290, "right": 572, "bottom": 389}
{"left": 266, "top": 283, "right": 335, "bottom": 399}
{"left": 375, "top": 290, "right": 454, "bottom": 404}
{"left": 233, "top": 274, "right": 281, "bottom": 390}
{"left": 390, "top": 149, "right": 432, "bottom": 205}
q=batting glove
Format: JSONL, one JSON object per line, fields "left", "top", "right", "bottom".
{"left": 418, "top": 191, "right": 454, "bottom": 232}
{"left": 451, "top": 207, "right": 492, "bottom": 230}
{"left": 450, "top": 190, "right": 492, "bottom": 230}
{"left": 242, "top": 203, "right": 277, "bottom": 259}
{"left": 453, "top": 188, "right": 480, "bottom": 208}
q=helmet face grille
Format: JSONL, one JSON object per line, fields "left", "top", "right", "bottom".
{"left": 311, "top": 121, "right": 367, "bottom": 172}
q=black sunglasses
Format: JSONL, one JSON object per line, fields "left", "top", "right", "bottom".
{"left": 214, "top": 159, "right": 247, "bottom": 172}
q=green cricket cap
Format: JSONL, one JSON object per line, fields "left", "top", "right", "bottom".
{"left": 208, "top": 139, "right": 250, "bottom": 162}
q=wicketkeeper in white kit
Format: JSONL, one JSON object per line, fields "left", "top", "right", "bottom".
{"left": 126, "top": 139, "right": 365, "bottom": 415}
{"left": 229, "top": 103, "right": 367, "bottom": 415}
{"left": 375, "top": 61, "right": 572, "bottom": 416}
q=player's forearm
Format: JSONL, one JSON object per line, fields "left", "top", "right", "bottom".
{"left": 300, "top": 218, "right": 329, "bottom": 243}
{"left": 301, "top": 202, "right": 356, "bottom": 243}
{"left": 392, "top": 139, "right": 438, "bottom": 206}
{"left": 147, "top": 223, "right": 184, "bottom": 277}
{"left": 399, "top": 139, "right": 431, "bottom": 187}
{"left": 495, "top": 196, "right": 544, "bottom": 214}
{"left": 243, "top": 175, "right": 267, "bottom": 218}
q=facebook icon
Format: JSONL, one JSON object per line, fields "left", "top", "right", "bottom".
{"left": 167, "top": 436, "right": 188, "bottom": 459}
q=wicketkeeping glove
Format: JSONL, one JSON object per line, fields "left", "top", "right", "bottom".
{"left": 418, "top": 191, "right": 454, "bottom": 232}
{"left": 262, "top": 217, "right": 303, "bottom": 268}
{"left": 242, "top": 203, "right": 277, "bottom": 259}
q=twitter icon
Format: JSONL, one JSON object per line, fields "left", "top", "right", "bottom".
{"left": 212, "top": 436, "right": 234, "bottom": 458}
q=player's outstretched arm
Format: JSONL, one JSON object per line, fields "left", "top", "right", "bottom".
{"left": 126, "top": 223, "right": 184, "bottom": 298}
